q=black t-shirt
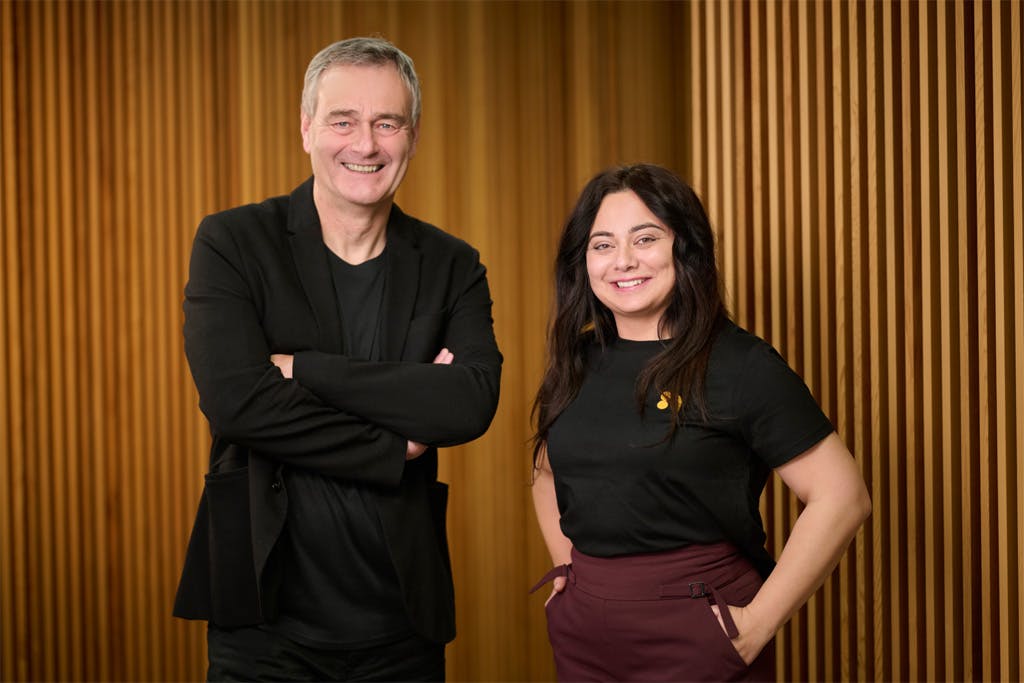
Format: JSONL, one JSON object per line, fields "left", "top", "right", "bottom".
{"left": 331, "top": 249, "right": 386, "bottom": 360}
{"left": 271, "top": 247, "right": 412, "bottom": 648}
{"left": 546, "top": 321, "right": 833, "bottom": 578}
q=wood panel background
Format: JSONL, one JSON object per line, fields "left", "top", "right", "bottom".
{"left": 0, "top": 1, "right": 1019, "bottom": 681}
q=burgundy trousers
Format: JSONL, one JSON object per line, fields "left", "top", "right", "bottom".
{"left": 532, "top": 542, "right": 774, "bottom": 682}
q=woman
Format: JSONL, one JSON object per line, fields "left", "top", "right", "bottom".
{"left": 531, "top": 164, "right": 870, "bottom": 681}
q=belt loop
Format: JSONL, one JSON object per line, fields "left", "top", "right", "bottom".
{"left": 687, "top": 581, "right": 739, "bottom": 639}
{"left": 529, "top": 564, "right": 570, "bottom": 594}
{"left": 706, "top": 585, "right": 740, "bottom": 639}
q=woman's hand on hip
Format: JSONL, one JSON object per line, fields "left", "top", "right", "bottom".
{"left": 711, "top": 603, "right": 772, "bottom": 666}
{"left": 544, "top": 576, "right": 567, "bottom": 607}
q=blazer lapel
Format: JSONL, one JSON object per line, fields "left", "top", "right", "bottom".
{"left": 287, "top": 179, "right": 344, "bottom": 353}
{"left": 382, "top": 206, "right": 421, "bottom": 360}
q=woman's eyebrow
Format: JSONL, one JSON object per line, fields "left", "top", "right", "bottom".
{"left": 589, "top": 223, "right": 665, "bottom": 239}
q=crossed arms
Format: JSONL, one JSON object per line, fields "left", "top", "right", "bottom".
{"left": 184, "top": 214, "right": 502, "bottom": 488}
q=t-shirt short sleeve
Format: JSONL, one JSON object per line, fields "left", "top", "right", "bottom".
{"left": 735, "top": 340, "right": 834, "bottom": 468}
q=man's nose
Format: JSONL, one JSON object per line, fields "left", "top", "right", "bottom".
{"left": 349, "top": 122, "right": 380, "bottom": 154}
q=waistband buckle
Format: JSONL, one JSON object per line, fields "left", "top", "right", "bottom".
{"left": 688, "top": 581, "right": 709, "bottom": 599}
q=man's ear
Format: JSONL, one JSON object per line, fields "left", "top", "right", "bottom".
{"left": 409, "top": 122, "right": 420, "bottom": 159}
{"left": 300, "top": 111, "right": 312, "bottom": 153}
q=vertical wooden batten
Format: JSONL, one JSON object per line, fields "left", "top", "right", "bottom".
{"left": 1, "top": 1, "right": 1020, "bottom": 681}
{"left": 687, "top": 1, "right": 1021, "bottom": 680}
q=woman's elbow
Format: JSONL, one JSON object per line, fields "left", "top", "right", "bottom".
{"left": 825, "top": 474, "right": 871, "bottom": 537}
{"left": 853, "top": 483, "right": 872, "bottom": 525}
{"left": 835, "top": 477, "right": 871, "bottom": 536}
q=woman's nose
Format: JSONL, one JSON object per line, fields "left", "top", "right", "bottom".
{"left": 614, "top": 245, "right": 637, "bottom": 270}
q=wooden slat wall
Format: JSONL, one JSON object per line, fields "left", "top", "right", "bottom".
{"left": 0, "top": 1, "right": 1019, "bottom": 681}
{"left": 687, "top": 1, "right": 1023, "bottom": 681}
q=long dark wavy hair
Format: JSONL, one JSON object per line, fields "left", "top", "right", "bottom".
{"left": 531, "top": 164, "right": 728, "bottom": 465}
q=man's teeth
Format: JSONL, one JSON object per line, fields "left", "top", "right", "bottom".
{"left": 616, "top": 279, "right": 644, "bottom": 288}
{"left": 344, "top": 163, "right": 382, "bottom": 173}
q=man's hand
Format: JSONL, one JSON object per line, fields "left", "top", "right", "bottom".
{"left": 430, "top": 348, "right": 454, "bottom": 366}
{"left": 406, "top": 348, "right": 454, "bottom": 460}
{"left": 270, "top": 354, "right": 294, "bottom": 379}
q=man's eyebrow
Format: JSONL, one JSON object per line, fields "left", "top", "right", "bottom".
{"left": 324, "top": 109, "right": 408, "bottom": 123}
{"left": 325, "top": 108, "right": 359, "bottom": 118}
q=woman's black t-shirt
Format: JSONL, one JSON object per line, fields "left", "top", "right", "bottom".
{"left": 545, "top": 321, "right": 834, "bottom": 578}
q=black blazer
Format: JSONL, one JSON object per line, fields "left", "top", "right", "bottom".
{"left": 173, "top": 178, "right": 502, "bottom": 644}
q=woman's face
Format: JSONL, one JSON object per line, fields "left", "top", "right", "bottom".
{"left": 585, "top": 190, "right": 676, "bottom": 341}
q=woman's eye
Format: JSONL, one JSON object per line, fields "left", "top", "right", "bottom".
{"left": 635, "top": 235, "right": 657, "bottom": 246}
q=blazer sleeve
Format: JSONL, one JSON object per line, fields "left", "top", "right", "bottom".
{"left": 292, "top": 252, "right": 502, "bottom": 446}
{"left": 183, "top": 215, "right": 406, "bottom": 487}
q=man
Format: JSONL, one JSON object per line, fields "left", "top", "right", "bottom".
{"left": 173, "top": 37, "right": 502, "bottom": 681}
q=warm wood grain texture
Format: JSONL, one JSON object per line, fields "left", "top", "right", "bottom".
{"left": 685, "top": 1, "right": 1022, "bottom": 681}
{"left": 1, "top": 1, "right": 1019, "bottom": 681}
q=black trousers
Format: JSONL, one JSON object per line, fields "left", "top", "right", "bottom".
{"left": 207, "top": 623, "right": 445, "bottom": 682}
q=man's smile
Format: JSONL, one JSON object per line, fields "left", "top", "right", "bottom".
{"left": 343, "top": 162, "right": 383, "bottom": 173}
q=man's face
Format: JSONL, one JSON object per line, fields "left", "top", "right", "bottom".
{"left": 301, "top": 63, "right": 418, "bottom": 214}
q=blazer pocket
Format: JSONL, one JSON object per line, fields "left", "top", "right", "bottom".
{"left": 428, "top": 481, "right": 452, "bottom": 573}
{"left": 204, "top": 466, "right": 261, "bottom": 626}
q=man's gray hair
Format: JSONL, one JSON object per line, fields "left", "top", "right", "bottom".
{"left": 302, "top": 36, "right": 421, "bottom": 125}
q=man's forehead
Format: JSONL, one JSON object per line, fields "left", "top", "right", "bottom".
{"left": 315, "top": 63, "right": 407, "bottom": 98}
{"left": 315, "top": 64, "right": 412, "bottom": 115}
